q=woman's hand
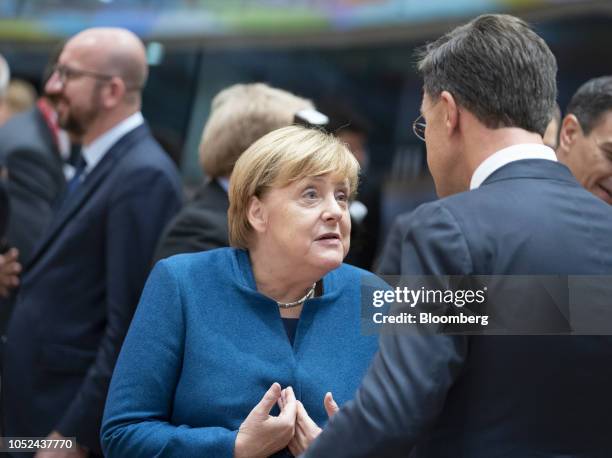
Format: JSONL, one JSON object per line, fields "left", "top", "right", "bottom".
{"left": 283, "top": 391, "right": 339, "bottom": 456}
{"left": 235, "top": 383, "right": 297, "bottom": 458}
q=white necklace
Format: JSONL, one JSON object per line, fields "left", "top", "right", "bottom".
{"left": 277, "top": 283, "right": 317, "bottom": 309}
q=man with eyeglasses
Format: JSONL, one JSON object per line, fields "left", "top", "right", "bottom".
{"left": 556, "top": 76, "right": 612, "bottom": 204}
{"left": 304, "top": 14, "right": 612, "bottom": 458}
{"left": 1, "top": 28, "right": 182, "bottom": 457}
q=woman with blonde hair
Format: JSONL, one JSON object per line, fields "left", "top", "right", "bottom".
{"left": 102, "top": 125, "right": 380, "bottom": 457}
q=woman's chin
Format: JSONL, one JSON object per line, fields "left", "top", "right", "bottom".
{"left": 311, "top": 253, "right": 343, "bottom": 273}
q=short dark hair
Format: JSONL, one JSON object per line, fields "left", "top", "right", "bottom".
{"left": 566, "top": 76, "right": 612, "bottom": 135}
{"left": 417, "top": 14, "right": 557, "bottom": 136}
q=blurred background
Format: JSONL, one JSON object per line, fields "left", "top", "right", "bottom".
{"left": 1, "top": 0, "right": 611, "bottom": 243}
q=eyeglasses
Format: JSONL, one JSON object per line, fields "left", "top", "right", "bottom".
{"left": 413, "top": 114, "right": 426, "bottom": 142}
{"left": 51, "top": 64, "right": 114, "bottom": 85}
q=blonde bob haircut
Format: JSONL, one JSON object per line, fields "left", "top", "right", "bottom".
{"left": 229, "top": 125, "right": 359, "bottom": 249}
{"left": 199, "top": 83, "right": 313, "bottom": 178}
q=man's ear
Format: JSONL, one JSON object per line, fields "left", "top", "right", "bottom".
{"left": 246, "top": 196, "right": 267, "bottom": 234}
{"left": 558, "top": 114, "right": 582, "bottom": 154}
{"left": 440, "top": 90, "right": 459, "bottom": 135}
{"left": 101, "top": 76, "right": 126, "bottom": 108}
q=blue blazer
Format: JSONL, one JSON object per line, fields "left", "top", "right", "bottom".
{"left": 1, "top": 123, "right": 183, "bottom": 455}
{"left": 306, "top": 160, "right": 612, "bottom": 458}
{"left": 101, "top": 248, "right": 379, "bottom": 458}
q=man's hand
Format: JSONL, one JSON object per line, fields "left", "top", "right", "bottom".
{"left": 34, "top": 431, "right": 88, "bottom": 458}
{"left": 235, "top": 383, "right": 297, "bottom": 458}
{"left": 282, "top": 391, "right": 338, "bottom": 456}
{"left": 0, "top": 248, "right": 21, "bottom": 297}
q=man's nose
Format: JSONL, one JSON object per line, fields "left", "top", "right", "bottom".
{"left": 45, "top": 71, "right": 62, "bottom": 94}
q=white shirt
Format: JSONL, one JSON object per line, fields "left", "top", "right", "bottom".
{"left": 80, "top": 111, "right": 144, "bottom": 176}
{"left": 470, "top": 143, "right": 557, "bottom": 190}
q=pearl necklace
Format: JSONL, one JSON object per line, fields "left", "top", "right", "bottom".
{"left": 277, "top": 283, "right": 317, "bottom": 309}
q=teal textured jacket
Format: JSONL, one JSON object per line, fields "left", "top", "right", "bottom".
{"left": 101, "top": 248, "right": 379, "bottom": 458}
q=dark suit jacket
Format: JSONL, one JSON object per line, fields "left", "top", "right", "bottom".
{"left": 305, "top": 160, "right": 612, "bottom": 458}
{"left": 0, "top": 107, "right": 66, "bottom": 265}
{"left": 1, "top": 123, "right": 183, "bottom": 455}
{"left": 152, "top": 178, "right": 229, "bottom": 262}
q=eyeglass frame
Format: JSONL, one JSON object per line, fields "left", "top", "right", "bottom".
{"left": 413, "top": 114, "right": 427, "bottom": 142}
{"left": 50, "top": 64, "right": 115, "bottom": 86}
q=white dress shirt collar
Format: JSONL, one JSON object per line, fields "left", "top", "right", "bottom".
{"left": 470, "top": 143, "right": 557, "bottom": 190}
{"left": 81, "top": 112, "right": 144, "bottom": 174}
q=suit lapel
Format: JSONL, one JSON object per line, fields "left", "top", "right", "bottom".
{"left": 26, "top": 124, "right": 148, "bottom": 270}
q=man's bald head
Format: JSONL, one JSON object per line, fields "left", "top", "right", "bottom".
{"left": 67, "top": 28, "right": 148, "bottom": 97}
{"left": 46, "top": 27, "right": 149, "bottom": 144}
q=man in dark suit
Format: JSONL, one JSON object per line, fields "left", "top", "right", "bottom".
{"left": 153, "top": 83, "right": 313, "bottom": 262}
{"left": 305, "top": 14, "right": 612, "bottom": 457}
{"left": 556, "top": 76, "right": 612, "bottom": 205}
{"left": 1, "top": 28, "right": 182, "bottom": 457}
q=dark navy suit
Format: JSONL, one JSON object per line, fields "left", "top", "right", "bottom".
{"left": 305, "top": 160, "right": 612, "bottom": 458}
{"left": 1, "top": 123, "right": 183, "bottom": 455}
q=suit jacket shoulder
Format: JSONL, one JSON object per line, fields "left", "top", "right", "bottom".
{"left": 152, "top": 180, "right": 229, "bottom": 262}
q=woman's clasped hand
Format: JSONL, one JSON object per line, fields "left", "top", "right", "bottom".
{"left": 235, "top": 384, "right": 339, "bottom": 458}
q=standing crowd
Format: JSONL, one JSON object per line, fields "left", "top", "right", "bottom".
{"left": 0, "top": 12, "right": 610, "bottom": 458}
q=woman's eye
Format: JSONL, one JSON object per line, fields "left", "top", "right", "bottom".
{"left": 335, "top": 191, "right": 348, "bottom": 202}
{"left": 303, "top": 189, "right": 318, "bottom": 199}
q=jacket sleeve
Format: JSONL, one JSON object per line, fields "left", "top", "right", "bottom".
{"left": 100, "top": 261, "right": 238, "bottom": 458}
{"left": 375, "top": 214, "right": 408, "bottom": 275}
{"left": 55, "top": 169, "right": 183, "bottom": 453}
{"left": 304, "top": 201, "right": 472, "bottom": 457}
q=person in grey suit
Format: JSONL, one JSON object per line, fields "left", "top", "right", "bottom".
{"left": 1, "top": 28, "right": 182, "bottom": 457}
{"left": 305, "top": 14, "right": 612, "bottom": 458}
{"left": 0, "top": 105, "right": 66, "bottom": 265}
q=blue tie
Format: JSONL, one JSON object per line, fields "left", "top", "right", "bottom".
{"left": 66, "top": 155, "right": 87, "bottom": 195}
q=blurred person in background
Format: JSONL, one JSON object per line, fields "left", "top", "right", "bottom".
{"left": 0, "top": 79, "right": 37, "bottom": 125}
{"left": 1, "top": 27, "right": 182, "bottom": 457}
{"left": 0, "top": 48, "right": 68, "bottom": 268}
{"left": 101, "top": 125, "right": 379, "bottom": 458}
{"left": 153, "top": 82, "right": 314, "bottom": 262}
{"left": 0, "top": 54, "right": 10, "bottom": 124}
{"left": 320, "top": 102, "right": 381, "bottom": 270}
{"left": 556, "top": 76, "right": 612, "bottom": 204}
{"left": 0, "top": 55, "right": 21, "bottom": 302}
{"left": 542, "top": 102, "right": 561, "bottom": 149}
{"left": 0, "top": 46, "right": 69, "bottom": 341}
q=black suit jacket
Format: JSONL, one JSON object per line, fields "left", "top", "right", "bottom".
{"left": 1, "top": 123, "right": 183, "bottom": 455}
{"left": 305, "top": 160, "right": 612, "bottom": 458}
{"left": 152, "top": 178, "right": 229, "bottom": 262}
{"left": 0, "top": 107, "right": 65, "bottom": 265}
